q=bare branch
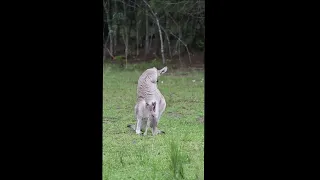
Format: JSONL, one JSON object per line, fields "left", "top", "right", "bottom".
{"left": 167, "top": 30, "right": 192, "bottom": 64}
{"left": 154, "top": 15, "right": 192, "bottom": 64}
{"left": 142, "top": 0, "right": 166, "bottom": 64}
{"left": 142, "top": 0, "right": 157, "bottom": 18}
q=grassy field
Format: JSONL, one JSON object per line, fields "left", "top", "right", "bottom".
{"left": 103, "top": 63, "right": 204, "bottom": 180}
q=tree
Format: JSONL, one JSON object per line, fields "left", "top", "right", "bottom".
{"left": 103, "top": 0, "right": 205, "bottom": 65}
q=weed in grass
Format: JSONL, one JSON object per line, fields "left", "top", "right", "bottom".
{"left": 169, "top": 139, "right": 188, "bottom": 179}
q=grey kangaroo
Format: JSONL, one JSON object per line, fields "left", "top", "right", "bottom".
{"left": 128, "top": 66, "right": 168, "bottom": 136}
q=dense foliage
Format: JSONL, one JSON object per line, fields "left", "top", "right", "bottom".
{"left": 103, "top": 0, "right": 205, "bottom": 64}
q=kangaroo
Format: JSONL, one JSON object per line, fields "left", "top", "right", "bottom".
{"left": 128, "top": 67, "right": 167, "bottom": 136}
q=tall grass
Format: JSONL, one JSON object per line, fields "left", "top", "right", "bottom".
{"left": 169, "top": 139, "right": 184, "bottom": 179}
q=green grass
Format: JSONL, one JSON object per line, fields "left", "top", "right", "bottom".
{"left": 103, "top": 63, "right": 204, "bottom": 180}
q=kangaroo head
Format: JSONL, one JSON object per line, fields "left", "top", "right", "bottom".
{"left": 157, "top": 66, "right": 168, "bottom": 77}
{"left": 145, "top": 66, "right": 168, "bottom": 84}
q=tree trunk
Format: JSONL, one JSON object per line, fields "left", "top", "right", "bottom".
{"left": 103, "top": 43, "right": 107, "bottom": 61}
{"left": 114, "top": 1, "right": 118, "bottom": 54}
{"left": 163, "top": 15, "right": 167, "bottom": 56}
{"left": 191, "top": 19, "right": 197, "bottom": 50}
{"left": 136, "top": 22, "right": 140, "bottom": 57}
{"left": 144, "top": 9, "right": 149, "bottom": 58}
{"left": 178, "top": 27, "right": 181, "bottom": 65}
{"left": 149, "top": 22, "right": 154, "bottom": 49}
{"left": 134, "top": 0, "right": 140, "bottom": 58}
{"left": 159, "top": 26, "right": 172, "bottom": 60}
{"left": 103, "top": 35, "right": 109, "bottom": 61}
{"left": 122, "top": 1, "right": 128, "bottom": 68}
{"left": 149, "top": 34, "right": 153, "bottom": 49}
{"left": 142, "top": 0, "right": 165, "bottom": 64}
{"left": 163, "top": 16, "right": 172, "bottom": 59}
{"left": 155, "top": 18, "right": 166, "bottom": 65}
{"left": 106, "top": 0, "right": 113, "bottom": 57}
{"left": 103, "top": 18, "right": 108, "bottom": 61}
{"left": 128, "top": 19, "right": 133, "bottom": 42}
{"left": 124, "top": 29, "right": 128, "bottom": 69}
